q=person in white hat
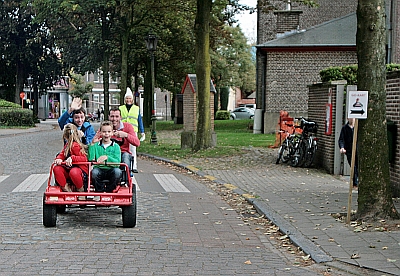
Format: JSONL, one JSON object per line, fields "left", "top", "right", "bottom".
{"left": 119, "top": 87, "right": 145, "bottom": 173}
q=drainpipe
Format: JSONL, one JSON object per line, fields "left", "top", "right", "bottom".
{"left": 254, "top": 50, "right": 266, "bottom": 134}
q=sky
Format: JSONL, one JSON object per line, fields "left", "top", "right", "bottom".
{"left": 234, "top": 0, "right": 257, "bottom": 43}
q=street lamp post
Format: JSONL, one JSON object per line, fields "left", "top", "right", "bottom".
{"left": 27, "top": 76, "right": 38, "bottom": 118}
{"left": 145, "top": 33, "right": 158, "bottom": 145}
{"left": 165, "top": 94, "right": 168, "bottom": 121}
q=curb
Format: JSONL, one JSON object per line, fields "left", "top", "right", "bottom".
{"left": 139, "top": 152, "right": 333, "bottom": 264}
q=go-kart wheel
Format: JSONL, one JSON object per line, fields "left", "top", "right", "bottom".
{"left": 122, "top": 194, "right": 137, "bottom": 228}
{"left": 56, "top": 205, "right": 66, "bottom": 214}
{"left": 43, "top": 196, "right": 57, "bottom": 227}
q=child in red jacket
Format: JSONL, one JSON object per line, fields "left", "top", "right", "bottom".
{"left": 53, "top": 123, "right": 89, "bottom": 192}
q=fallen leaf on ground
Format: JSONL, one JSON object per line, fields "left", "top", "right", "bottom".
{"left": 351, "top": 253, "right": 360, "bottom": 259}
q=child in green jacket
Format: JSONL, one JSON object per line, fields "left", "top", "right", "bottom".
{"left": 89, "top": 121, "right": 122, "bottom": 192}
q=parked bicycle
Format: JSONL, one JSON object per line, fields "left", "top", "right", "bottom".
{"left": 276, "top": 123, "right": 302, "bottom": 165}
{"left": 298, "top": 117, "right": 318, "bottom": 167}
{"left": 276, "top": 117, "right": 318, "bottom": 167}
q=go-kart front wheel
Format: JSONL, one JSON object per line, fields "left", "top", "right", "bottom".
{"left": 43, "top": 195, "right": 57, "bottom": 227}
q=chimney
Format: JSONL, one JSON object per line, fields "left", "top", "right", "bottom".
{"left": 274, "top": 9, "right": 303, "bottom": 35}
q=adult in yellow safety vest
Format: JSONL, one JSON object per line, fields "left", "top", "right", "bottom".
{"left": 119, "top": 87, "right": 145, "bottom": 173}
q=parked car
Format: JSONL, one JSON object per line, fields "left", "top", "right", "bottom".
{"left": 239, "top": 104, "right": 256, "bottom": 110}
{"left": 230, "top": 107, "right": 255, "bottom": 120}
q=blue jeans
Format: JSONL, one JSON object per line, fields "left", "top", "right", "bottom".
{"left": 121, "top": 152, "right": 132, "bottom": 170}
{"left": 346, "top": 154, "right": 358, "bottom": 186}
{"left": 91, "top": 167, "right": 122, "bottom": 192}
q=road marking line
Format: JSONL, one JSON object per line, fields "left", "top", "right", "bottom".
{"left": 154, "top": 174, "right": 190, "bottom": 193}
{"left": 12, "top": 174, "right": 48, "bottom": 192}
{"left": 0, "top": 175, "right": 10, "bottom": 183}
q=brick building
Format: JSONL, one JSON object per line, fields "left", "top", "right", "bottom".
{"left": 179, "top": 74, "right": 217, "bottom": 148}
{"left": 255, "top": 0, "right": 400, "bottom": 133}
{"left": 308, "top": 72, "right": 400, "bottom": 196}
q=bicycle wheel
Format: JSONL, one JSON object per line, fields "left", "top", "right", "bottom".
{"left": 276, "top": 139, "right": 289, "bottom": 164}
{"left": 276, "top": 145, "right": 284, "bottom": 164}
{"left": 303, "top": 143, "right": 317, "bottom": 168}
{"left": 290, "top": 138, "right": 301, "bottom": 167}
{"left": 281, "top": 140, "right": 291, "bottom": 163}
{"left": 297, "top": 140, "right": 307, "bottom": 167}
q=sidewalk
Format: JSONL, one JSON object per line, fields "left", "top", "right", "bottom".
{"left": 0, "top": 119, "right": 57, "bottom": 137}
{"left": 143, "top": 150, "right": 400, "bottom": 276}
{"left": 1, "top": 124, "right": 399, "bottom": 275}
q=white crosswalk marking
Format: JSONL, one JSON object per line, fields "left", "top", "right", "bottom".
{"left": 5, "top": 173, "right": 189, "bottom": 193}
{"left": 12, "top": 174, "right": 48, "bottom": 192}
{"left": 0, "top": 175, "right": 10, "bottom": 183}
{"left": 154, "top": 174, "right": 190, "bottom": 193}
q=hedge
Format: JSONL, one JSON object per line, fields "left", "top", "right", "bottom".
{"left": 319, "top": 63, "right": 400, "bottom": 84}
{"left": 0, "top": 99, "right": 35, "bottom": 127}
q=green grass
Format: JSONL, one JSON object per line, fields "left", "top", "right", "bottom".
{"left": 138, "top": 120, "right": 275, "bottom": 160}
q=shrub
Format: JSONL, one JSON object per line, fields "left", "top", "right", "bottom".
{"left": 320, "top": 64, "right": 400, "bottom": 85}
{"left": 0, "top": 99, "right": 22, "bottom": 108}
{"left": 320, "top": 66, "right": 344, "bottom": 83}
{"left": 215, "top": 110, "right": 230, "bottom": 120}
{"left": 386, "top": 63, "right": 400, "bottom": 72}
{"left": 0, "top": 99, "right": 35, "bottom": 127}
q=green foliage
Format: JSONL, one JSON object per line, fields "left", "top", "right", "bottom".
{"left": 341, "top": 65, "right": 358, "bottom": 85}
{"left": 210, "top": 25, "right": 256, "bottom": 93}
{"left": 0, "top": 1, "right": 63, "bottom": 103}
{"left": 0, "top": 99, "right": 35, "bottom": 127}
{"left": 69, "top": 72, "right": 93, "bottom": 98}
{"left": 386, "top": 63, "right": 400, "bottom": 72}
{"left": 215, "top": 110, "right": 230, "bottom": 120}
{"left": 320, "top": 66, "right": 346, "bottom": 83}
{"left": 138, "top": 120, "right": 274, "bottom": 160}
{"left": 320, "top": 64, "right": 400, "bottom": 85}
{"left": 0, "top": 99, "right": 22, "bottom": 109}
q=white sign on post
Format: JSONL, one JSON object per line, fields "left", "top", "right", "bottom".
{"left": 347, "top": 91, "right": 368, "bottom": 119}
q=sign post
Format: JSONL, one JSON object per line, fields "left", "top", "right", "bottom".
{"left": 346, "top": 91, "right": 368, "bottom": 224}
{"left": 20, "top": 92, "right": 25, "bottom": 108}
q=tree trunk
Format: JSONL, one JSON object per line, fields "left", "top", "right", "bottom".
{"left": 15, "top": 61, "right": 24, "bottom": 104}
{"left": 101, "top": 9, "right": 110, "bottom": 119}
{"left": 356, "top": 0, "right": 399, "bottom": 219}
{"left": 103, "top": 52, "right": 110, "bottom": 119}
{"left": 193, "top": 0, "right": 212, "bottom": 151}
{"left": 119, "top": 1, "right": 132, "bottom": 103}
{"left": 120, "top": 29, "right": 128, "bottom": 103}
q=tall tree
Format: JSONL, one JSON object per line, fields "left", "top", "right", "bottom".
{"left": 211, "top": 25, "right": 256, "bottom": 98}
{"left": 33, "top": 0, "right": 118, "bottom": 117}
{"left": 356, "top": 0, "right": 399, "bottom": 219}
{"left": 194, "top": 0, "right": 212, "bottom": 151}
{"left": 0, "top": 0, "right": 62, "bottom": 109}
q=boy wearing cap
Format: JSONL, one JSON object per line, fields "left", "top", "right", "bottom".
{"left": 119, "top": 87, "right": 145, "bottom": 173}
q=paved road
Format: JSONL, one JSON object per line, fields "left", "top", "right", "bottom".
{"left": 0, "top": 125, "right": 336, "bottom": 275}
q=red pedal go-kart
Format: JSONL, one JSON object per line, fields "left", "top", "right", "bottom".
{"left": 43, "top": 162, "right": 136, "bottom": 228}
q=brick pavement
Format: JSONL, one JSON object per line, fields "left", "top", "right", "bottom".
{"left": 144, "top": 146, "right": 400, "bottom": 276}
{"left": 0, "top": 121, "right": 334, "bottom": 275}
{"left": 2, "top": 122, "right": 399, "bottom": 275}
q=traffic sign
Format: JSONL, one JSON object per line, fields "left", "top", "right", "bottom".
{"left": 347, "top": 91, "right": 368, "bottom": 119}
{"left": 19, "top": 92, "right": 25, "bottom": 99}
